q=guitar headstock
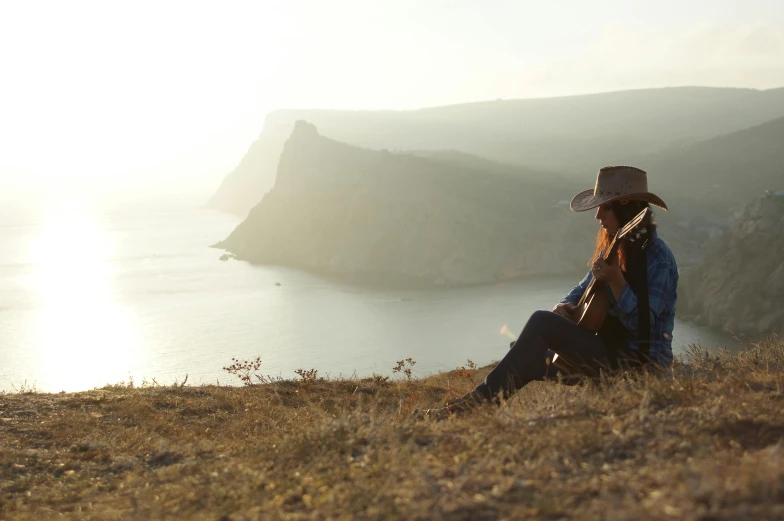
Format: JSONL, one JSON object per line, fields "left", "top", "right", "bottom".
{"left": 618, "top": 208, "right": 652, "bottom": 249}
{"left": 602, "top": 207, "right": 652, "bottom": 261}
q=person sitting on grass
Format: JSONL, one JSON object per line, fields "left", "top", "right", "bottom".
{"left": 415, "top": 166, "right": 678, "bottom": 419}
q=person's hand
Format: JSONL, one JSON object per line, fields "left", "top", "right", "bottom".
{"left": 591, "top": 258, "right": 623, "bottom": 284}
{"left": 552, "top": 302, "right": 577, "bottom": 319}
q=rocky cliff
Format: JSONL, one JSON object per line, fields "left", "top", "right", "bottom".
{"left": 214, "top": 121, "right": 599, "bottom": 287}
{"left": 680, "top": 193, "right": 784, "bottom": 337}
{"left": 206, "top": 132, "right": 286, "bottom": 216}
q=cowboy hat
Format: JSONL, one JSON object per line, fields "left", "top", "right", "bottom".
{"left": 570, "top": 165, "right": 668, "bottom": 212}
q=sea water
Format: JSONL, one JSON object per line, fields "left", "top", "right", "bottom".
{"left": 0, "top": 200, "right": 738, "bottom": 392}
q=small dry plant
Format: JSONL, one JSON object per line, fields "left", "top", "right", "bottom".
{"left": 294, "top": 368, "right": 319, "bottom": 391}
{"left": 397, "top": 388, "right": 423, "bottom": 417}
{"left": 367, "top": 372, "right": 390, "bottom": 384}
{"left": 392, "top": 358, "right": 416, "bottom": 382}
{"left": 11, "top": 380, "right": 39, "bottom": 394}
{"left": 450, "top": 359, "right": 477, "bottom": 385}
{"left": 392, "top": 358, "right": 419, "bottom": 416}
{"left": 223, "top": 356, "right": 265, "bottom": 386}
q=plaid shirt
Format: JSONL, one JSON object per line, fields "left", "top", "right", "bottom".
{"left": 560, "top": 231, "right": 679, "bottom": 366}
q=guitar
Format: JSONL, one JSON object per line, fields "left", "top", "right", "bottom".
{"left": 571, "top": 207, "right": 652, "bottom": 332}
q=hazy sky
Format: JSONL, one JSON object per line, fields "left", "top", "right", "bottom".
{"left": 1, "top": 0, "right": 783, "bottom": 204}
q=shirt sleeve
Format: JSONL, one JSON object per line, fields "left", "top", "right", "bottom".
{"left": 559, "top": 271, "right": 593, "bottom": 305}
{"left": 608, "top": 257, "right": 674, "bottom": 334}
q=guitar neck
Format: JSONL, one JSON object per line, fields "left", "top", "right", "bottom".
{"left": 573, "top": 207, "right": 650, "bottom": 309}
{"left": 576, "top": 234, "right": 623, "bottom": 307}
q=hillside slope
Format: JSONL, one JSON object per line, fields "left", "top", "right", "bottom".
{"left": 645, "top": 116, "right": 784, "bottom": 206}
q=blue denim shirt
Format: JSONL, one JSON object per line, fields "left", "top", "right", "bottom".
{"left": 560, "top": 231, "right": 678, "bottom": 366}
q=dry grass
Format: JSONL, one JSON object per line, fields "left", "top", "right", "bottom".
{"left": 2, "top": 338, "right": 784, "bottom": 520}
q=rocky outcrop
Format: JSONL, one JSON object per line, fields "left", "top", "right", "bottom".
{"left": 679, "top": 193, "right": 784, "bottom": 337}
{"left": 214, "top": 122, "right": 597, "bottom": 287}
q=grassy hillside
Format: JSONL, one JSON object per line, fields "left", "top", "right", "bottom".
{"left": 2, "top": 337, "right": 784, "bottom": 520}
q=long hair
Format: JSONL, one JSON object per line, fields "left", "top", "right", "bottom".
{"left": 590, "top": 200, "right": 656, "bottom": 271}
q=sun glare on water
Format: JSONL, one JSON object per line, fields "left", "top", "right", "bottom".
{"left": 29, "top": 200, "right": 136, "bottom": 391}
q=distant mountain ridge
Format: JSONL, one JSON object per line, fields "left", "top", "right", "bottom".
{"left": 207, "top": 86, "right": 784, "bottom": 215}
{"left": 644, "top": 116, "right": 784, "bottom": 206}
{"left": 214, "top": 121, "right": 596, "bottom": 286}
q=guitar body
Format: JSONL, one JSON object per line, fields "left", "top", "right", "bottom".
{"left": 574, "top": 288, "right": 611, "bottom": 332}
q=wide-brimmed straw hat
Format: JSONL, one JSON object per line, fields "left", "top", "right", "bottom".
{"left": 570, "top": 165, "right": 668, "bottom": 212}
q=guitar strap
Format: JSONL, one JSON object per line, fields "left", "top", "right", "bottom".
{"left": 636, "top": 238, "right": 652, "bottom": 364}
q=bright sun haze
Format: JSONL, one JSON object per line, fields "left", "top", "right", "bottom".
{"left": 27, "top": 199, "right": 136, "bottom": 390}
{"left": 1, "top": 0, "right": 783, "bottom": 205}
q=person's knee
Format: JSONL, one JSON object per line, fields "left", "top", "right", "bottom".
{"left": 511, "top": 310, "right": 562, "bottom": 351}
{"left": 525, "top": 310, "right": 555, "bottom": 333}
{"left": 530, "top": 310, "right": 552, "bottom": 322}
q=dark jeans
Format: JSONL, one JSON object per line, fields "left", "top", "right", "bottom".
{"left": 474, "top": 310, "right": 621, "bottom": 402}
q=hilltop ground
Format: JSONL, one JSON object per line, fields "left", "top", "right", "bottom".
{"left": 2, "top": 338, "right": 784, "bottom": 520}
